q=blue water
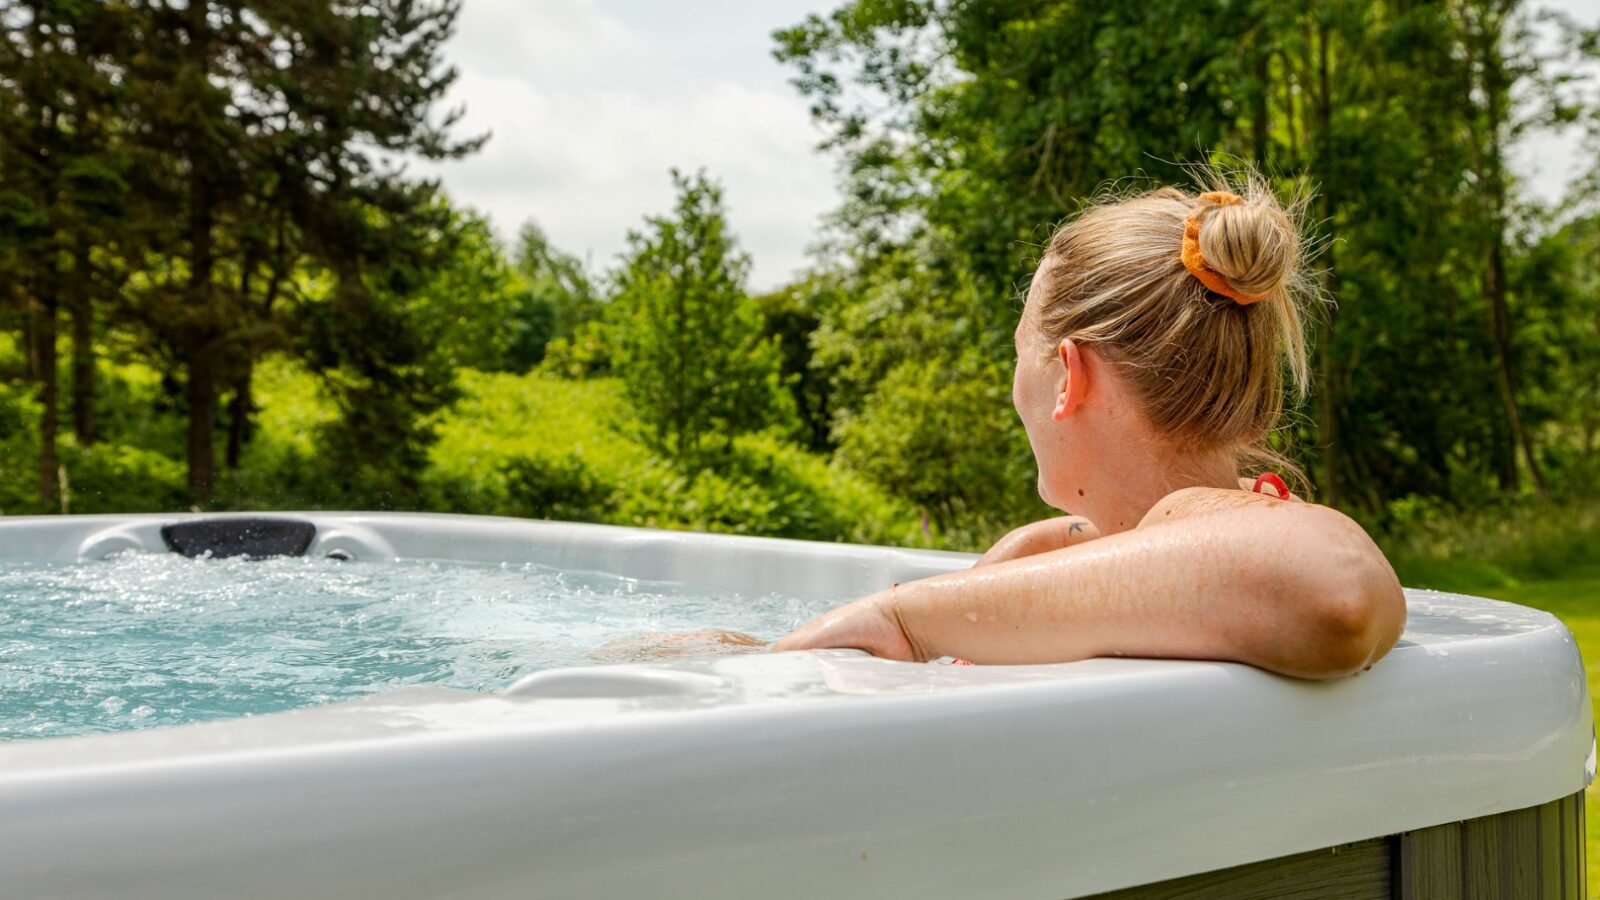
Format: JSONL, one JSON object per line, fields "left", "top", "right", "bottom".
{"left": 0, "top": 552, "right": 849, "bottom": 740}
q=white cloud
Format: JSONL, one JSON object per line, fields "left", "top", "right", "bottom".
{"left": 416, "top": 0, "right": 840, "bottom": 291}
{"left": 443, "top": 0, "right": 641, "bottom": 84}
{"left": 1512, "top": 0, "right": 1600, "bottom": 208}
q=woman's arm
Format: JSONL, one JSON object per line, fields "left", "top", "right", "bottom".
{"left": 974, "top": 515, "right": 1101, "bottom": 567}
{"left": 771, "top": 492, "right": 1406, "bottom": 680}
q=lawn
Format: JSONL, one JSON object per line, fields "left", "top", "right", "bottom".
{"left": 1467, "top": 566, "right": 1600, "bottom": 893}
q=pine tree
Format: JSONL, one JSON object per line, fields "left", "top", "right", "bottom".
{"left": 0, "top": 0, "right": 129, "bottom": 507}
{"left": 610, "top": 170, "right": 798, "bottom": 469}
{"left": 107, "top": 0, "right": 483, "bottom": 501}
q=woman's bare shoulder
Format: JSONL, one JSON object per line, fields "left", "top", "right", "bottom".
{"left": 1138, "top": 480, "right": 1304, "bottom": 530}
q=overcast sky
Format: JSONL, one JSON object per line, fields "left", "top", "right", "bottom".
{"left": 415, "top": 0, "right": 1598, "bottom": 292}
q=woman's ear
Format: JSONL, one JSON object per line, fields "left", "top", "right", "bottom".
{"left": 1051, "top": 338, "right": 1089, "bottom": 421}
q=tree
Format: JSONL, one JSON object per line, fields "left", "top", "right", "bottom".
{"left": 0, "top": 0, "right": 128, "bottom": 506}
{"left": 107, "top": 0, "right": 483, "bottom": 500}
{"left": 408, "top": 204, "right": 531, "bottom": 372}
{"left": 754, "top": 275, "right": 844, "bottom": 453}
{"left": 774, "top": 0, "right": 1595, "bottom": 518}
{"left": 609, "top": 170, "right": 797, "bottom": 468}
{"left": 514, "top": 220, "right": 601, "bottom": 365}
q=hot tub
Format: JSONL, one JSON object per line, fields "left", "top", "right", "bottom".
{"left": 0, "top": 512, "right": 1591, "bottom": 899}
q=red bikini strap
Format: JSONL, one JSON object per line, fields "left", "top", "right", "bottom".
{"left": 1252, "top": 472, "right": 1289, "bottom": 500}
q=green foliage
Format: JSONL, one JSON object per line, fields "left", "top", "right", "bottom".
{"left": 422, "top": 370, "right": 633, "bottom": 518}
{"left": 0, "top": 0, "right": 485, "bottom": 503}
{"left": 774, "top": 0, "right": 1600, "bottom": 520}
{"left": 0, "top": 0, "right": 1594, "bottom": 574}
{"left": 78, "top": 354, "right": 188, "bottom": 460}
{"left": 300, "top": 272, "right": 461, "bottom": 508}
{"left": 799, "top": 232, "right": 1038, "bottom": 538}
{"left": 1511, "top": 216, "right": 1600, "bottom": 493}
{"left": 834, "top": 351, "right": 1048, "bottom": 542}
{"left": 501, "top": 455, "right": 617, "bottom": 523}
{"left": 0, "top": 376, "right": 43, "bottom": 514}
{"left": 421, "top": 369, "right": 926, "bottom": 545}
{"left": 537, "top": 320, "right": 616, "bottom": 379}
{"left": 0, "top": 348, "right": 193, "bottom": 515}
{"left": 616, "top": 431, "right": 926, "bottom": 545}
{"left": 754, "top": 277, "right": 845, "bottom": 452}
{"left": 511, "top": 220, "right": 603, "bottom": 369}
{"left": 0, "top": 367, "right": 39, "bottom": 447}
{"left": 211, "top": 358, "right": 343, "bottom": 510}
{"left": 407, "top": 205, "right": 534, "bottom": 373}
{"left": 609, "top": 170, "right": 799, "bottom": 466}
{"left": 1379, "top": 497, "right": 1600, "bottom": 592}
{"left": 60, "top": 442, "right": 189, "bottom": 515}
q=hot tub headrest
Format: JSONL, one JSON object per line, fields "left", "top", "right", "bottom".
{"left": 160, "top": 518, "right": 317, "bottom": 560}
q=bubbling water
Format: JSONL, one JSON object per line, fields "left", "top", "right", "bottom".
{"left": 0, "top": 552, "right": 851, "bottom": 740}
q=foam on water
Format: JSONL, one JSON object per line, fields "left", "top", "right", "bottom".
{"left": 0, "top": 552, "right": 851, "bottom": 740}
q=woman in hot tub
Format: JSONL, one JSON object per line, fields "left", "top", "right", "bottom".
{"left": 636, "top": 170, "right": 1406, "bottom": 680}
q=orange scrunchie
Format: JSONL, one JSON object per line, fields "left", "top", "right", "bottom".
{"left": 1181, "top": 191, "right": 1267, "bottom": 305}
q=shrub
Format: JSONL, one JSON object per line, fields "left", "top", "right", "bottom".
{"left": 1379, "top": 495, "right": 1600, "bottom": 591}
{"left": 61, "top": 441, "right": 189, "bottom": 514}
{"left": 500, "top": 454, "right": 617, "bottom": 522}
{"left": 422, "top": 369, "right": 928, "bottom": 545}
{"left": 833, "top": 353, "right": 1047, "bottom": 544}
{"left": 613, "top": 431, "right": 926, "bottom": 545}
{"left": 536, "top": 320, "right": 615, "bottom": 379}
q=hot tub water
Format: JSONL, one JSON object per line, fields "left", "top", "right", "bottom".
{"left": 0, "top": 551, "right": 850, "bottom": 739}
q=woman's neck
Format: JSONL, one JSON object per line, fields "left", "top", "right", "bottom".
{"left": 1069, "top": 445, "right": 1240, "bottom": 536}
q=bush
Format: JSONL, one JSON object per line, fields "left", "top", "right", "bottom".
{"left": 500, "top": 454, "right": 616, "bottom": 522}
{"left": 60, "top": 441, "right": 189, "bottom": 514}
{"left": 211, "top": 358, "right": 345, "bottom": 511}
{"left": 422, "top": 369, "right": 930, "bottom": 545}
{"left": 0, "top": 353, "right": 974, "bottom": 552}
{"left": 615, "top": 431, "right": 927, "bottom": 545}
{"left": 536, "top": 320, "right": 614, "bottom": 379}
{"left": 1379, "top": 495, "right": 1600, "bottom": 591}
{"left": 834, "top": 353, "right": 1047, "bottom": 546}
{"left": 0, "top": 376, "right": 44, "bottom": 514}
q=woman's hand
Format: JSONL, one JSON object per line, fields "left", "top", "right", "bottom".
{"left": 769, "top": 591, "right": 920, "bottom": 661}
{"left": 589, "top": 629, "right": 768, "bottom": 663}
{"left": 975, "top": 515, "right": 1101, "bottom": 567}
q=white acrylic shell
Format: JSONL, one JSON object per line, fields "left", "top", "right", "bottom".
{"left": 0, "top": 512, "right": 1591, "bottom": 899}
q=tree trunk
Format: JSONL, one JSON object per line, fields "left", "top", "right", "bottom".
{"left": 225, "top": 254, "right": 253, "bottom": 471}
{"left": 1281, "top": 50, "right": 1300, "bottom": 167}
{"left": 674, "top": 255, "right": 688, "bottom": 466}
{"left": 186, "top": 181, "right": 217, "bottom": 500}
{"left": 69, "top": 243, "right": 95, "bottom": 444}
{"left": 1476, "top": 7, "right": 1547, "bottom": 497}
{"left": 1313, "top": 21, "right": 1342, "bottom": 508}
{"left": 186, "top": 336, "right": 218, "bottom": 500}
{"left": 1252, "top": 42, "right": 1269, "bottom": 165}
{"left": 22, "top": 310, "right": 36, "bottom": 381}
{"left": 34, "top": 281, "right": 59, "bottom": 510}
{"left": 1484, "top": 238, "right": 1545, "bottom": 495}
{"left": 180, "top": 1, "right": 220, "bottom": 502}
{"left": 225, "top": 361, "right": 252, "bottom": 470}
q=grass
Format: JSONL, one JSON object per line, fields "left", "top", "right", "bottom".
{"left": 1457, "top": 567, "right": 1600, "bottom": 894}
{"left": 1376, "top": 498, "right": 1600, "bottom": 891}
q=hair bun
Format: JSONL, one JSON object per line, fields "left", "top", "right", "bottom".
{"left": 1191, "top": 188, "right": 1298, "bottom": 301}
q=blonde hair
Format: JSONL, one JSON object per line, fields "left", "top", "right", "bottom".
{"left": 1030, "top": 168, "right": 1319, "bottom": 484}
